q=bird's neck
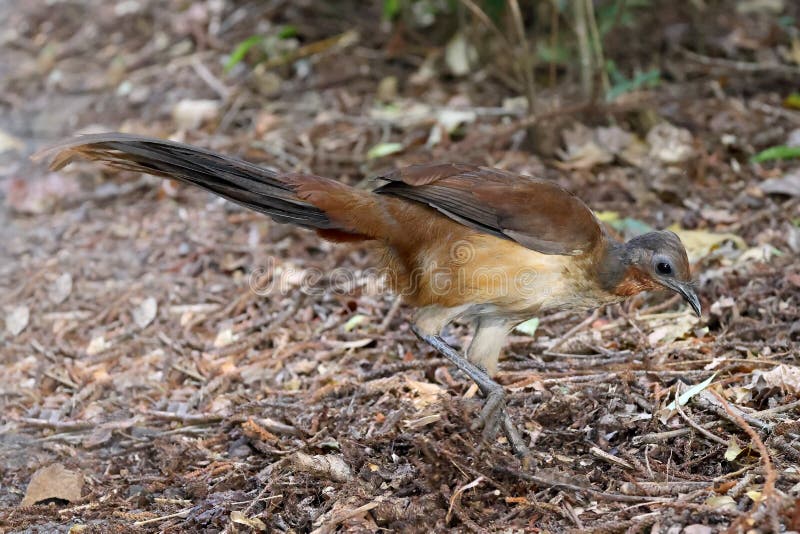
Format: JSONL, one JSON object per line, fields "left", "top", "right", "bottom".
{"left": 595, "top": 239, "right": 659, "bottom": 297}
{"left": 595, "top": 240, "right": 631, "bottom": 293}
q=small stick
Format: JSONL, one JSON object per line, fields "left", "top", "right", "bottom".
{"left": 710, "top": 390, "right": 779, "bottom": 534}
{"left": 143, "top": 411, "right": 223, "bottom": 424}
{"left": 674, "top": 387, "right": 729, "bottom": 446}
{"left": 589, "top": 446, "right": 634, "bottom": 469}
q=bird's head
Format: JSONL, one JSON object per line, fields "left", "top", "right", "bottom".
{"left": 608, "top": 231, "right": 701, "bottom": 316}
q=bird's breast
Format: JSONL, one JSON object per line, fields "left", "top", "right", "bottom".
{"left": 385, "top": 229, "right": 619, "bottom": 315}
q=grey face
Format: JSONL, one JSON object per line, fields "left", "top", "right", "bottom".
{"left": 627, "top": 231, "right": 701, "bottom": 316}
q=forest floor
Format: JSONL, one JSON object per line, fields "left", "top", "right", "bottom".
{"left": 1, "top": 1, "right": 800, "bottom": 532}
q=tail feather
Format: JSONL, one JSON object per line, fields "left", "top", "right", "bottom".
{"left": 34, "top": 133, "right": 336, "bottom": 230}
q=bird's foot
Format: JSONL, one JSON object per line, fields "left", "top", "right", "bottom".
{"left": 471, "top": 382, "right": 505, "bottom": 440}
{"left": 470, "top": 384, "right": 532, "bottom": 464}
{"left": 410, "top": 326, "right": 532, "bottom": 463}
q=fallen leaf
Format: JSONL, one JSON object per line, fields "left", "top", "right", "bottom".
{"left": 403, "top": 413, "right": 441, "bottom": 429}
{"left": 724, "top": 436, "right": 744, "bottom": 462}
{"left": 436, "top": 108, "right": 476, "bottom": 133}
{"left": 557, "top": 123, "right": 615, "bottom": 170}
{"left": 48, "top": 273, "right": 73, "bottom": 304}
{"left": 669, "top": 227, "right": 747, "bottom": 263}
{"left": 746, "top": 490, "right": 765, "bottom": 502}
{"left": 704, "top": 495, "right": 737, "bottom": 511}
{"left": 709, "top": 296, "right": 736, "bottom": 316}
{"left": 86, "top": 335, "right": 110, "bottom": 355}
{"left": 0, "top": 129, "right": 25, "bottom": 153}
{"left": 132, "top": 297, "right": 158, "bottom": 329}
{"left": 376, "top": 75, "right": 398, "bottom": 102}
{"left": 214, "top": 328, "right": 236, "bottom": 348}
{"left": 343, "top": 314, "right": 367, "bottom": 332}
{"left": 291, "top": 452, "right": 352, "bottom": 482}
{"left": 406, "top": 378, "right": 444, "bottom": 409}
{"left": 367, "top": 142, "right": 404, "bottom": 160}
{"left": 646, "top": 122, "right": 694, "bottom": 164}
{"left": 21, "top": 463, "right": 83, "bottom": 506}
{"left": 736, "top": 244, "right": 782, "bottom": 263}
{"left": 646, "top": 310, "right": 699, "bottom": 346}
{"left": 230, "top": 511, "right": 267, "bottom": 532}
{"left": 749, "top": 364, "right": 800, "bottom": 394}
{"left": 445, "top": 32, "right": 477, "bottom": 76}
{"left": 759, "top": 168, "right": 800, "bottom": 197}
{"left": 172, "top": 99, "right": 220, "bottom": 129}
{"left": 683, "top": 525, "right": 713, "bottom": 534}
{"left": 666, "top": 372, "right": 718, "bottom": 410}
{"left": 514, "top": 317, "right": 539, "bottom": 336}
{"left": 5, "top": 306, "right": 30, "bottom": 336}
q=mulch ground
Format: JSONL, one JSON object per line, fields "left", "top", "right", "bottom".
{"left": 1, "top": 1, "right": 799, "bottom": 532}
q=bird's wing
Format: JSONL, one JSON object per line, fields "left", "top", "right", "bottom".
{"left": 374, "top": 163, "right": 604, "bottom": 255}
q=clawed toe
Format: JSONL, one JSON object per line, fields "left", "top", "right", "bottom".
{"left": 471, "top": 387, "right": 506, "bottom": 441}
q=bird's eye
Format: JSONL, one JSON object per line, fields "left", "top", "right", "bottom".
{"left": 656, "top": 261, "right": 672, "bottom": 275}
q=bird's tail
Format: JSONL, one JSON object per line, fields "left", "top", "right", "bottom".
{"left": 34, "top": 133, "right": 383, "bottom": 241}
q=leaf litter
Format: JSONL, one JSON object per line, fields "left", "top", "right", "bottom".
{"left": 1, "top": 1, "right": 799, "bottom": 532}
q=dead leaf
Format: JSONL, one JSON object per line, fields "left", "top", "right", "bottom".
{"left": 406, "top": 378, "right": 444, "bottom": 409}
{"left": 557, "top": 123, "right": 615, "bottom": 170}
{"left": 21, "top": 463, "right": 83, "bottom": 506}
{"left": 48, "top": 273, "right": 73, "bottom": 304}
{"left": 376, "top": 75, "right": 398, "bottom": 103}
{"left": 646, "top": 310, "right": 698, "bottom": 346}
{"left": 704, "top": 495, "right": 737, "bottom": 511}
{"left": 86, "top": 335, "right": 110, "bottom": 355}
{"left": 172, "top": 99, "right": 220, "bottom": 129}
{"left": 132, "top": 297, "right": 158, "bottom": 329}
{"left": 214, "top": 328, "right": 236, "bottom": 348}
{"left": 0, "top": 129, "right": 25, "bottom": 153}
{"left": 665, "top": 372, "right": 718, "bottom": 411}
{"left": 343, "top": 314, "right": 367, "bottom": 332}
{"left": 749, "top": 364, "right": 800, "bottom": 394}
{"left": 403, "top": 414, "right": 441, "bottom": 429}
{"left": 724, "top": 436, "right": 744, "bottom": 461}
{"left": 436, "top": 108, "right": 476, "bottom": 133}
{"left": 646, "top": 122, "right": 694, "bottom": 164}
{"left": 291, "top": 452, "right": 352, "bottom": 482}
{"left": 759, "top": 169, "right": 800, "bottom": 197}
{"left": 445, "top": 32, "right": 477, "bottom": 76}
{"left": 230, "top": 511, "right": 267, "bottom": 531}
{"left": 669, "top": 227, "right": 747, "bottom": 263}
{"left": 5, "top": 306, "right": 30, "bottom": 336}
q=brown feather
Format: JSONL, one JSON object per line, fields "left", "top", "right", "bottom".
{"left": 374, "top": 164, "right": 604, "bottom": 256}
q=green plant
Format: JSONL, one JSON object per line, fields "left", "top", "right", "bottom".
{"left": 224, "top": 25, "right": 298, "bottom": 73}
{"left": 605, "top": 61, "right": 661, "bottom": 100}
{"left": 751, "top": 145, "right": 800, "bottom": 163}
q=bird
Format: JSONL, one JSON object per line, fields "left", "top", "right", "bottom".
{"left": 35, "top": 133, "right": 701, "bottom": 460}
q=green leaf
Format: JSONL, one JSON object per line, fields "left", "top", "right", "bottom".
{"left": 606, "top": 68, "right": 661, "bottom": 101}
{"left": 784, "top": 92, "right": 800, "bottom": 110}
{"left": 343, "top": 314, "right": 367, "bottom": 332}
{"left": 514, "top": 317, "right": 540, "bottom": 337}
{"left": 382, "top": 0, "right": 401, "bottom": 21}
{"left": 277, "top": 25, "right": 298, "bottom": 39}
{"left": 751, "top": 145, "right": 800, "bottom": 163}
{"left": 225, "top": 35, "right": 264, "bottom": 72}
{"left": 367, "top": 142, "right": 404, "bottom": 159}
{"left": 666, "top": 372, "right": 717, "bottom": 410}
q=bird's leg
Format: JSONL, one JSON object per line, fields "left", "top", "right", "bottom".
{"left": 410, "top": 325, "right": 530, "bottom": 460}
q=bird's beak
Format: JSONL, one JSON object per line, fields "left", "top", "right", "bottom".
{"left": 664, "top": 281, "right": 701, "bottom": 317}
